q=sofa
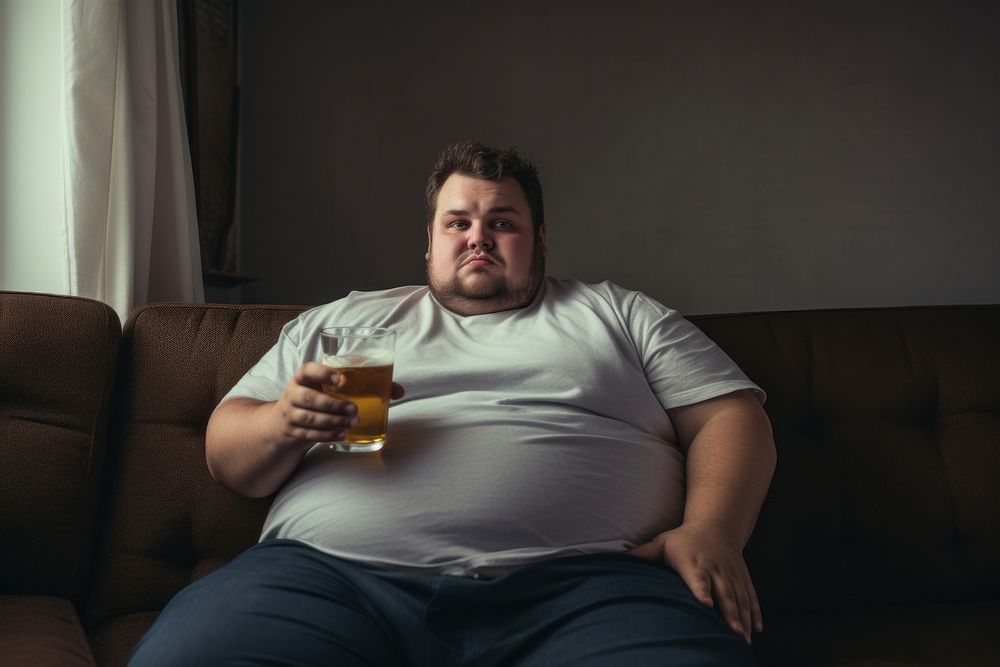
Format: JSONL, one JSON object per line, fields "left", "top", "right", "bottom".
{"left": 2, "top": 290, "right": 998, "bottom": 667}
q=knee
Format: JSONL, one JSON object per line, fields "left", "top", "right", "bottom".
{"left": 127, "top": 615, "right": 235, "bottom": 666}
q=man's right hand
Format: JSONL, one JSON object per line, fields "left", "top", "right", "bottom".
{"left": 269, "top": 362, "right": 361, "bottom": 447}
{"left": 206, "top": 363, "right": 405, "bottom": 498}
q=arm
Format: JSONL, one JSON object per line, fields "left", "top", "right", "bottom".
{"left": 628, "top": 389, "right": 775, "bottom": 644}
{"left": 206, "top": 362, "right": 361, "bottom": 498}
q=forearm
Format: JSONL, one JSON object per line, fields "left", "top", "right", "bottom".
{"left": 631, "top": 391, "right": 775, "bottom": 642}
{"left": 205, "top": 397, "right": 313, "bottom": 498}
{"left": 681, "top": 397, "right": 776, "bottom": 548}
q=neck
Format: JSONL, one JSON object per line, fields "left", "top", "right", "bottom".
{"left": 431, "top": 278, "right": 545, "bottom": 317}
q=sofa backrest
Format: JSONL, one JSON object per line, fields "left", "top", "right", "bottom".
{"left": 84, "top": 303, "right": 303, "bottom": 628}
{"left": 692, "top": 306, "right": 1000, "bottom": 614}
{"left": 75, "top": 301, "right": 1000, "bottom": 625}
{"left": 0, "top": 292, "right": 120, "bottom": 600}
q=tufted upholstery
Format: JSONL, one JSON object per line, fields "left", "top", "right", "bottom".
{"left": 2, "top": 292, "right": 998, "bottom": 666}
{"left": 1, "top": 293, "right": 119, "bottom": 666}
{"left": 82, "top": 303, "right": 306, "bottom": 657}
{"left": 0, "top": 293, "right": 120, "bottom": 601}
{"left": 694, "top": 307, "right": 1000, "bottom": 666}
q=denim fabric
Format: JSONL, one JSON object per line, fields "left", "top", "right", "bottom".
{"left": 129, "top": 539, "right": 755, "bottom": 667}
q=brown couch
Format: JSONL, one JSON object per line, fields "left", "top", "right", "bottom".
{"left": 2, "top": 290, "right": 998, "bottom": 666}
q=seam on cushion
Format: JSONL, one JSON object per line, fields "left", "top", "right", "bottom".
{"left": 765, "top": 316, "right": 797, "bottom": 383}
{"left": 6, "top": 413, "right": 93, "bottom": 437}
{"left": 804, "top": 314, "right": 848, "bottom": 549}
{"left": 213, "top": 308, "right": 303, "bottom": 399}
{"left": 899, "top": 317, "right": 963, "bottom": 556}
{"left": 187, "top": 308, "right": 209, "bottom": 366}
{"left": 803, "top": 314, "right": 817, "bottom": 422}
{"left": 59, "top": 598, "right": 97, "bottom": 666}
{"left": 932, "top": 423, "right": 962, "bottom": 544}
{"left": 125, "top": 418, "right": 207, "bottom": 429}
{"left": 933, "top": 417, "right": 968, "bottom": 558}
{"left": 898, "top": 314, "right": 939, "bottom": 417}
{"left": 215, "top": 310, "right": 243, "bottom": 398}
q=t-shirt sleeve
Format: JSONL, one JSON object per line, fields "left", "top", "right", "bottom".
{"left": 222, "top": 316, "right": 307, "bottom": 404}
{"left": 628, "top": 293, "right": 766, "bottom": 410}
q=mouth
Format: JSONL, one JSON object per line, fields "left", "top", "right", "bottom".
{"left": 462, "top": 254, "right": 497, "bottom": 268}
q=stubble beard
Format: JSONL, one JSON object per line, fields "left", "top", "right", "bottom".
{"left": 427, "top": 239, "right": 546, "bottom": 316}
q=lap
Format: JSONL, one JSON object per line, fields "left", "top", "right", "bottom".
{"left": 436, "top": 553, "right": 757, "bottom": 667}
{"left": 129, "top": 544, "right": 755, "bottom": 667}
{"left": 127, "top": 540, "right": 411, "bottom": 667}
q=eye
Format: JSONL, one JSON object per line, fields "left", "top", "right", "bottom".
{"left": 447, "top": 220, "right": 469, "bottom": 230}
{"left": 492, "top": 219, "right": 513, "bottom": 230}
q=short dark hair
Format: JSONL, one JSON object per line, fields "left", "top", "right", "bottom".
{"left": 425, "top": 141, "right": 544, "bottom": 229}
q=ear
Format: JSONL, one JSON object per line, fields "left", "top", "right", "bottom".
{"left": 425, "top": 225, "right": 432, "bottom": 260}
{"left": 538, "top": 225, "right": 548, "bottom": 257}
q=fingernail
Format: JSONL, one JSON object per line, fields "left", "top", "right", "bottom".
{"left": 350, "top": 417, "right": 359, "bottom": 427}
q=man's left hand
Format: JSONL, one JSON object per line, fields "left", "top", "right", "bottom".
{"left": 627, "top": 521, "right": 761, "bottom": 645}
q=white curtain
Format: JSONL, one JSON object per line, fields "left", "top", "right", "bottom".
{"left": 60, "top": 0, "right": 203, "bottom": 321}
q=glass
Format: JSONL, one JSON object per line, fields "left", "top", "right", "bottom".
{"left": 319, "top": 327, "right": 396, "bottom": 453}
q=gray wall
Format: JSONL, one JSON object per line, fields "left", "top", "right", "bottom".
{"left": 235, "top": 0, "right": 1000, "bottom": 314}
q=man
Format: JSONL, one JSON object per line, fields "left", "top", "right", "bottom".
{"left": 130, "top": 142, "right": 776, "bottom": 666}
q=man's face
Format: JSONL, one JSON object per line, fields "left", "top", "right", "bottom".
{"left": 426, "top": 173, "right": 546, "bottom": 316}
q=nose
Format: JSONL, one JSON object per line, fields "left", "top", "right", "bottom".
{"left": 467, "top": 224, "right": 493, "bottom": 251}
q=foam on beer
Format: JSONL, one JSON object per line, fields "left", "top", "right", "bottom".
{"left": 322, "top": 353, "right": 392, "bottom": 368}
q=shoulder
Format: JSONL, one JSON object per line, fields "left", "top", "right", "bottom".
{"left": 303, "top": 285, "right": 425, "bottom": 315}
{"left": 335, "top": 285, "right": 427, "bottom": 309}
{"left": 544, "top": 278, "right": 678, "bottom": 319}
{"left": 287, "top": 286, "right": 428, "bottom": 338}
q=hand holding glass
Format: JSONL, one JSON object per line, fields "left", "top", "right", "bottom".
{"left": 319, "top": 327, "right": 396, "bottom": 453}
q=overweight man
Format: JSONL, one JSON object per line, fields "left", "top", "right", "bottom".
{"left": 129, "top": 142, "right": 776, "bottom": 666}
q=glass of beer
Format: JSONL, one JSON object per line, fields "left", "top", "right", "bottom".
{"left": 319, "top": 327, "right": 396, "bottom": 453}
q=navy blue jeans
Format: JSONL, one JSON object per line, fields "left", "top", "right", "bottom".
{"left": 129, "top": 539, "right": 755, "bottom": 666}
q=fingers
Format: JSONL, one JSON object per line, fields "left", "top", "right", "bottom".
{"left": 286, "top": 398, "right": 357, "bottom": 429}
{"left": 656, "top": 526, "right": 763, "bottom": 645}
{"left": 671, "top": 560, "right": 714, "bottom": 608}
{"left": 284, "top": 425, "right": 351, "bottom": 443}
{"left": 294, "top": 361, "right": 342, "bottom": 388}
{"left": 748, "top": 579, "right": 764, "bottom": 634}
{"left": 277, "top": 365, "right": 362, "bottom": 444}
{"left": 624, "top": 540, "right": 662, "bottom": 561}
{"left": 279, "top": 364, "right": 403, "bottom": 446}
{"left": 675, "top": 560, "right": 756, "bottom": 645}
{"left": 708, "top": 571, "right": 755, "bottom": 645}
{"left": 735, "top": 584, "right": 752, "bottom": 645}
{"left": 281, "top": 405, "right": 355, "bottom": 442}
{"left": 287, "top": 380, "right": 356, "bottom": 415}
{"left": 296, "top": 364, "right": 405, "bottom": 402}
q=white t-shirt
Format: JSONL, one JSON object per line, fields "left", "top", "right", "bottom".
{"left": 225, "top": 278, "right": 764, "bottom": 577}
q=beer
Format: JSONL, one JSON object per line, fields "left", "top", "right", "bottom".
{"left": 321, "top": 355, "right": 394, "bottom": 448}
{"left": 319, "top": 326, "right": 396, "bottom": 453}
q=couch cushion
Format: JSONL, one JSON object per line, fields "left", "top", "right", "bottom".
{"left": 90, "top": 611, "right": 159, "bottom": 667}
{"left": 752, "top": 600, "right": 1000, "bottom": 667}
{"left": 0, "top": 292, "right": 120, "bottom": 598}
{"left": 692, "top": 307, "right": 1000, "bottom": 614}
{"left": 0, "top": 595, "right": 96, "bottom": 666}
{"left": 85, "top": 303, "right": 304, "bottom": 628}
